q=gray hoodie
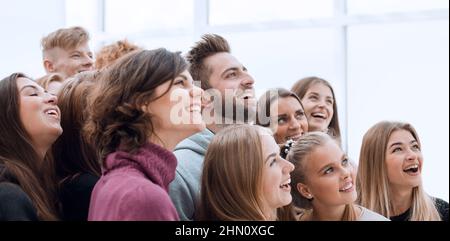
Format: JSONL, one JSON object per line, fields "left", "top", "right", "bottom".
{"left": 169, "top": 128, "right": 214, "bottom": 221}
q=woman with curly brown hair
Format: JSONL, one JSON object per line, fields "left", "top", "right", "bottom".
{"left": 85, "top": 49, "right": 205, "bottom": 221}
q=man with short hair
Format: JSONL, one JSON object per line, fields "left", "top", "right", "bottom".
{"left": 169, "top": 34, "right": 256, "bottom": 221}
{"left": 41, "top": 26, "right": 94, "bottom": 79}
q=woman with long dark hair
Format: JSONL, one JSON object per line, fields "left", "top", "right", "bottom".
{"left": 0, "top": 73, "right": 62, "bottom": 220}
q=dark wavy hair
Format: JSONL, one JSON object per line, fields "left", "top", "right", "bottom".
{"left": 84, "top": 49, "right": 188, "bottom": 166}
{"left": 0, "top": 73, "right": 59, "bottom": 220}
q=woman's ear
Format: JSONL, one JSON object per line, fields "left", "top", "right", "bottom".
{"left": 141, "top": 102, "right": 149, "bottom": 113}
{"left": 297, "top": 183, "right": 313, "bottom": 200}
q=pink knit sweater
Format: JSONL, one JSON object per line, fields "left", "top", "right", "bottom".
{"left": 88, "top": 142, "right": 179, "bottom": 221}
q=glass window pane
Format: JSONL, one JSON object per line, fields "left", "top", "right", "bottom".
{"left": 348, "top": 0, "right": 449, "bottom": 15}
{"left": 209, "top": 0, "right": 334, "bottom": 26}
{"left": 105, "top": 0, "right": 193, "bottom": 34}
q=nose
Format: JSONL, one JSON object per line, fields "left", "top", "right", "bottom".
{"left": 339, "top": 163, "right": 351, "bottom": 179}
{"left": 241, "top": 72, "right": 255, "bottom": 89}
{"left": 45, "top": 92, "right": 58, "bottom": 105}
{"left": 406, "top": 147, "right": 419, "bottom": 161}
{"left": 288, "top": 117, "right": 301, "bottom": 130}
{"left": 82, "top": 55, "right": 94, "bottom": 68}
{"left": 282, "top": 159, "right": 295, "bottom": 173}
{"left": 317, "top": 98, "right": 326, "bottom": 108}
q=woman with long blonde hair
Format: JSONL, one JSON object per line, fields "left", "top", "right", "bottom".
{"left": 288, "top": 132, "right": 388, "bottom": 221}
{"left": 197, "top": 125, "right": 294, "bottom": 221}
{"left": 357, "top": 121, "right": 448, "bottom": 221}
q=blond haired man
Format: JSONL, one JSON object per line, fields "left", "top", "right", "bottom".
{"left": 41, "top": 26, "right": 94, "bottom": 79}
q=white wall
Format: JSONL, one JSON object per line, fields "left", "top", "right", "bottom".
{"left": 1, "top": 0, "right": 448, "bottom": 202}
{"left": 347, "top": 19, "right": 449, "bottom": 201}
{"left": 0, "top": 0, "right": 65, "bottom": 79}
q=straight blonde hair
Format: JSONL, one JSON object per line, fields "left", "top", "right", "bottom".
{"left": 197, "top": 125, "right": 275, "bottom": 221}
{"left": 287, "top": 132, "right": 358, "bottom": 221}
{"left": 357, "top": 121, "right": 441, "bottom": 221}
{"left": 41, "top": 26, "right": 89, "bottom": 52}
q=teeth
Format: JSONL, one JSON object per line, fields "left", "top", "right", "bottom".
{"left": 403, "top": 164, "right": 419, "bottom": 172}
{"left": 312, "top": 113, "right": 326, "bottom": 119}
{"left": 340, "top": 182, "right": 353, "bottom": 191}
{"left": 280, "top": 179, "right": 291, "bottom": 188}
{"left": 45, "top": 108, "right": 59, "bottom": 117}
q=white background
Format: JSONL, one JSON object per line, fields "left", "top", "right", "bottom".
{"left": 0, "top": 0, "right": 448, "bottom": 202}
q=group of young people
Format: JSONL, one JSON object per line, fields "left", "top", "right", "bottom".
{"left": 0, "top": 26, "right": 447, "bottom": 221}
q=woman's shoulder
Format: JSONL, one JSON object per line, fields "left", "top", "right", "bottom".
{"left": 358, "top": 206, "right": 390, "bottom": 221}
{"left": 433, "top": 197, "right": 449, "bottom": 221}
{"left": 0, "top": 182, "right": 38, "bottom": 221}
{"left": 0, "top": 182, "right": 29, "bottom": 202}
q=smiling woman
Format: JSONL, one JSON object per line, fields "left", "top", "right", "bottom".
{"left": 0, "top": 73, "right": 62, "bottom": 221}
{"left": 291, "top": 77, "right": 341, "bottom": 145}
{"left": 357, "top": 121, "right": 449, "bottom": 221}
{"left": 287, "top": 132, "right": 389, "bottom": 221}
{"left": 85, "top": 49, "right": 205, "bottom": 221}
{"left": 197, "top": 125, "right": 295, "bottom": 221}
{"left": 257, "top": 88, "right": 308, "bottom": 145}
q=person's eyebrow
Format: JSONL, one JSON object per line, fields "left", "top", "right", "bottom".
{"left": 265, "top": 153, "right": 277, "bottom": 163}
{"left": 20, "top": 85, "right": 39, "bottom": 92}
{"left": 389, "top": 142, "right": 403, "bottom": 149}
{"left": 220, "top": 67, "right": 240, "bottom": 78}
{"left": 177, "top": 74, "right": 188, "bottom": 81}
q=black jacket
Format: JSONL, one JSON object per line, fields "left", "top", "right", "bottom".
{"left": 0, "top": 182, "right": 38, "bottom": 221}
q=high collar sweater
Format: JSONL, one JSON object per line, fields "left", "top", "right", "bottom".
{"left": 88, "top": 142, "right": 179, "bottom": 221}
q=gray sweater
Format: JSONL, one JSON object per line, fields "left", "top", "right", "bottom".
{"left": 169, "top": 129, "right": 214, "bottom": 221}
